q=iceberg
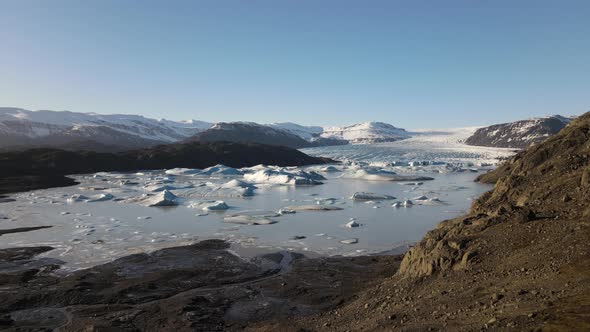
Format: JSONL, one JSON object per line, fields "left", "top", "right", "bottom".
{"left": 319, "top": 166, "right": 341, "bottom": 173}
{"left": 345, "top": 220, "right": 360, "bottom": 228}
{"left": 86, "top": 193, "right": 114, "bottom": 202}
{"left": 164, "top": 168, "right": 201, "bottom": 176}
{"left": 200, "top": 164, "right": 243, "bottom": 176}
{"left": 243, "top": 169, "right": 323, "bottom": 185}
{"left": 141, "top": 190, "right": 178, "bottom": 207}
{"left": 282, "top": 205, "right": 343, "bottom": 211}
{"left": 340, "top": 238, "right": 358, "bottom": 244}
{"left": 67, "top": 194, "right": 89, "bottom": 203}
{"left": 223, "top": 210, "right": 279, "bottom": 225}
{"left": 351, "top": 192, "right": 396, "bottom": 201}
{"left": 189, "top": 200, "right": 230, "bottom": 211}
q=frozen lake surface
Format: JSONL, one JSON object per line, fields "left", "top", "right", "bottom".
{"left": 0, "top": 131, "right": 515, "bottom": 271}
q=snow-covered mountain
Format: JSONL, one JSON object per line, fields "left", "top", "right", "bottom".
{"left": 0, "top": 108, "right": 211, "bottom": 151}
{"left": 464, "top": 115, "right": 574, "bottom": 149}
{"left": 319, "top": 122, "right": 410, "bottom": 144}
{"left": 0, "top": 107, "right": 411, "bottom": 151}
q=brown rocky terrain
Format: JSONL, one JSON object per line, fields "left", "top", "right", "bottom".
{"left": 247, "top": 113, "right": 590, "bottom": 331}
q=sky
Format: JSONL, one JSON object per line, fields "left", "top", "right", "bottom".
{"left": 1, "top": 1, "right": 589, "bottom": 128}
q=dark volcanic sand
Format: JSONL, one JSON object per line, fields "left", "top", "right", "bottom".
{"left": 0, "top": 240, "right": 399, "bottom": 331}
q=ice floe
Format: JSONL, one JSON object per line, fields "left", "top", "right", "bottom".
{"left": 340, "top": 238, "right": 358, "bottom": 244}
{"left": 189, "top": 200, "right": 230, "bottom": 211}
{"left": 140, "top": 190, "right": 178, "bottom": 207}
{"left": 243, "top": 169, "right": 324, "bottom": 185}
{"left": 200, "top": 164, "right": 243, "bottom": 177}
{"left": 351, "top": 192, "right": 396, "bottom": 201}
{"left": 164, "top": 168, "right": 201, "bottom": 176}
{"left": 283, "top": 205, "right": 344, "bottom": 211}
{"left": 223, "top": 210, "right": 279, "bottom": 225}
{"left": 87, "top": 193, "right": 114, "bottom": 202}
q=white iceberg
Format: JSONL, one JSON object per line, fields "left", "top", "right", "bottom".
{"left": 184, "top": 180, "right": 256, "bottom": 199}
{"left": 224, "top": 210, "right": 279, "bottom": 225}
{"left": 144, "top": 184, "right": 193, "bottom": 192}
{"left": 87, "top": 193, "right": 114, "bottom": 202}
{"left": 165, "top": 168, "right": 201, "bottom": 176}
{"left": 340, "top": 238, "right": 358, "bottom": 244}
{"left": 413, "top": 195, "right": 428, "bottom": 201}
{"left": 189, "top": 200, "right": 230, "bottom": 211}
{"left": 320, "top": 166, "right": 341, "bottom": 173}
{"left": 243, "top": 169, "right": 323, "bottom": 185}
{"left": 141, "top": 190, "right": 178, "bottom": 207}
{"left": 200, "top": 164, "right": 243, "bottom": 176}
{"left": 67, "top": 194, "right": 89, "bottom": 203}
{"left": 403, "top": 200, "right": 414, "bottom": 207}
{"left": 351, "top": 192, "right": 396, "bottom": 201}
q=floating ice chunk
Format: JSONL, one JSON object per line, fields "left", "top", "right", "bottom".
{"left": 144, "top": 184, "right": 193, "bottom": 192}
{"left": 413, "top": 195, "right": 428, "bottom": 201}
{"left": 137, "top": 216, "right": 152, "bottom": 220}
{"left": 315, "top": 197, "right": 339, "bottom": 205}
{"left": 141, "top": 190, "right": 178, "bottom": 207}
{"left": 278, "top": 208, "right": 296, "bottom": 215}
{"left": 189, "top": 200, "right": 230, "bottom": 211}
{"left": 340, "top": 238, "right": 358, "bottom": 244}
{"left": 184, "top": 180, "right": 256, "bottom": 199}
{"left": 195, "top": 213, "right": 209, "bottom": 217}
{"left": 290, "top": 235, "right": 306, "bottom": 240}
{"left": 283, "top": 205, "right": 344, "bottom": 211}
{"left": 243, "top": 169, "right": 323, "bottom": 185}
{"left": 351, "top": 192, "right": 396, "bottom": 201}
{"left": 87, "top": 193, "right": 114, "bottom": 202}
{"left": 67, "top": 194, "right": 89, "bottom": 203}
{"left": 223, "top": 210, "right": 279, "bottom": 225}
{"left": 392, "top": 202, "right": 402, "bottom": 208}
{"left": 320, "top": 166, "right": 341, "bottom": 173}
{"left": 165, "top": 168, "right": 201, "bottom": 176}
{"left": 220, "top": 179, "right": 257, "bottom": 196}
{"left": 403, "top": 200, "right": 414, "bottom": 207}
{"left": 200, "top": 164, "right": 243, "bottom": 176}
{"left": 345, "top": 220, "right": 360, "bottom": 228}
{"left": 345, "top": 168, "right": 398, "bottom": 181}
{"left": 60, "top": 211, "right": 71, "bottom": 215}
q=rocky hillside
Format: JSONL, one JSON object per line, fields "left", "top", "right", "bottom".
{"left": 0, "top": 142, "right": 331, "bottom": 194}
{"left": 250, "top": 113, "right": 590, "bottom": 331}
{"left": 465, "top": 115, "right": 573, "bottom": 149}
{"left": 186, "top": 122, "right": 315, "bottom": 149}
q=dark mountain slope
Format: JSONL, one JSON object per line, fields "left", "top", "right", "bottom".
{"left": 0, "top": 142, "right": 332, "bottom": 194}
{"left": 186, "top": 122, "right": 314, "bottom": 148}
{"left": 465, "top": 115, "right": 573, "bottom": 149}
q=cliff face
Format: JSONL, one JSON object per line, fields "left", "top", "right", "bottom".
{"left": 399, "top": 112, "right": 590, "bottom": 278}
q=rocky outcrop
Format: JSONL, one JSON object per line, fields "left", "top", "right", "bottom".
{"left": 399, "top": 112, "right": 590, "bottom": 278}
{"left": 464, "top": 115, "right": 573, "bottom": 149}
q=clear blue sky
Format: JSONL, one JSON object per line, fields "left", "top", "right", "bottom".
{"left": 1, "top": 1, "right": 589, "bottom": 128}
